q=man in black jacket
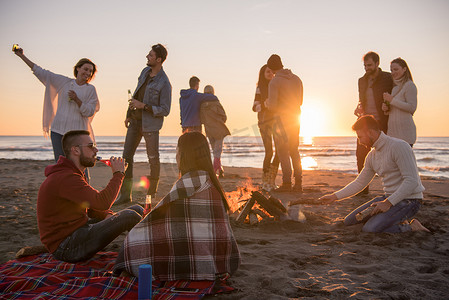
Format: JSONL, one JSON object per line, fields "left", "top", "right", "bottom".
{"left": 354, "top": 52, "right": 393, "bottom": 194}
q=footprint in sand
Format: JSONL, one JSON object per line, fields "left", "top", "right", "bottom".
{"left": 416, "top": 264, "right": 439, "bottom": 274}
{"left": 377, "top": 281, "right": 404, "bottom": 292}
{"left": 345, "top": 264, "right": 380, "bottom": 275}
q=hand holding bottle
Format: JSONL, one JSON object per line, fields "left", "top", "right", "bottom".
{"left": 12, "top": 44, "right": 23, "bottom": 56}
{"left": 354, "top": 103, "right": 364, "bottom": 117}
{"left": 68, "top": 88, "right": 78, "bottom": 103}
{"left": 128, "top": 89, "right": 137, "bottom": 110}
{"left": 108, "top": 156, "right": 128, "bottom": 174}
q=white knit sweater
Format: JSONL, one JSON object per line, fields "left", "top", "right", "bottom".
{"left": 387, "top": 80, "right": 417, "bottom": 145}
{"left": 32, "top": 65, "right": 99, "bottom": 138}
{"left": 335, "top": 132, "right": 424, "bottom": 205}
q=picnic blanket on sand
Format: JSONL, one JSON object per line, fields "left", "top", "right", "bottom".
{"left": 0, "top": 251, "right": 234, "bottom": 299}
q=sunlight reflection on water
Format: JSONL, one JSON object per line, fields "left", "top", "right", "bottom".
{"left": 301, "top": 156, "right": 318, "bottom": 170}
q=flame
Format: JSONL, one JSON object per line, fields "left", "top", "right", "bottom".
{"left": 226, "top": 178, "right": 258, "bottom": 214}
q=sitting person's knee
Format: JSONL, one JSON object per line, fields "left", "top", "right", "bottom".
{"left": 343, "top": 215, "right": 357, "bottom": 226}
{"left": 117, "top": 209, "right": 143, "bottom": 227}
{"left": 362, "top": 221, "right": 382, "bottom": 233}
{"left": 127, "top": 204, "right": 144, "bottom": 216}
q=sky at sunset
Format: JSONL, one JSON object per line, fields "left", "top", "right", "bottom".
{"left": 1, "top": 0, "right": 448, "bottom": 137}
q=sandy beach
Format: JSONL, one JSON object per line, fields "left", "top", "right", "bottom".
{"left": 1, "top": 158, "right": 448, "bottom": 299}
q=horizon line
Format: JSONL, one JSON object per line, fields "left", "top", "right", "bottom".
{"left": 0, "top": 134, "right": 448, "bottom": 138}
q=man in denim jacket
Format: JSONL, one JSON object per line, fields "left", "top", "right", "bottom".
{"left": 115, "top": 44, "right": 172, "bottom": 205}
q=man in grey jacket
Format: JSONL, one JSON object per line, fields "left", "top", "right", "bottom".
{"left": 266, "top": 54, "right": 303, "bottom": 192}
{"left": 115, "top": 44, "right": 172, "bottom": 205}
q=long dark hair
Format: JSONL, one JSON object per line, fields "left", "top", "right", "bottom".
{"left": 391, "top": 57, "right": 413, "bottom": 82}
{"left": 177, "top": 132, "right": 229, "bottom": 211}
{"left": 257, "top": 64, "right": 270, "bottom": 101}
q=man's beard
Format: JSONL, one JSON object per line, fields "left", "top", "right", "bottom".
{"left": 362, "top": 135, "right": 375, "bottom": 148}
{"left": 80, "top": 152, "right": 95, "bottom": 168}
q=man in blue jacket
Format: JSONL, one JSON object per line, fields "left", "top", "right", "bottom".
{"left": 115, "top": 44, "right": 172, "bottom": 205}
{"left": 179, "top": 76, "right": 218, "bottom": 133}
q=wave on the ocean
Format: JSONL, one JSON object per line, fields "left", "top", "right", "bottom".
{"left": 1, "top": 136, "right": 448, "bottom": 179}
{"left": 418, "top": 157, "right": 436, "bottom": 162}
{"left": 420, "top": 166, "right": 449, "bottom": 172}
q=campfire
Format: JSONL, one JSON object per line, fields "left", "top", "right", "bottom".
{"left": 227, "top": 180, "right": 305, "bottom": 224}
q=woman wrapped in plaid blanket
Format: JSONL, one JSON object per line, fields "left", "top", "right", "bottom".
{"left": 114, "top": 132, "right": 241, "bottom": 280}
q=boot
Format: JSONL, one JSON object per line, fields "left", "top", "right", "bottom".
{"left": 292, "top": 176, "right": 303, "bottom": 193}
{"left": 113, "top": 178, "right": 133, "bottom": 206}
{"left": 262, "top": 171, "right": 270, "bottom": 191}
{"left": 268, "top": 165, "right": 279, "bottom": 191}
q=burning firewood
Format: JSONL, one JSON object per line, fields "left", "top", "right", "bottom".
{"left": 253, "top": 208, "right": 270, "bottom": 219}
{"left": 236, "top": 196, "right": 255, "bottom": 222}
{"left": 251, "top": 191, "right": 286, "bottom": 219}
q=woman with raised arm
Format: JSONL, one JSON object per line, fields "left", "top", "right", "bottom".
{"left": 382, "top": 58, "right": 417, "bottom": 147}
{"left": 14, "top": 46, "right": 100, "bottom": 161}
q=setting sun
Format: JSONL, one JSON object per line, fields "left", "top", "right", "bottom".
{"left": 299, "top": 100, "right": 329, "bottom": 138}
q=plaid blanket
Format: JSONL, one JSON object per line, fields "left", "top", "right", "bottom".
{"left": 0, "top": 251, "right": 233, "bottom": 299}
{"left": 120, "top": 171, "right": 241, "bottom": 281}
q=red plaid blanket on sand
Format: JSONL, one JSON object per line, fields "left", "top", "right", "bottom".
{"left": 0, "top": 251, "right": 233, "bottom": 299}
{"left": 119, "top": 170, "right": 241, "bottom": 281}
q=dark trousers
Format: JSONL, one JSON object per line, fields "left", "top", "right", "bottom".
{"left": 344, "top": 197, "right": 421, "bottom": 233}
{"left": 356, "top": 139, "right": 371, "bottom": 173}
{"left": 259, "top": 122, "right": 279, "bottom": 173}
{"left": 53, "top": 205, "right": 143, "bottom": 262}
{"left": 122, "top": 119, "right": 160, "bottom": 181}
{"left": 273, "top": 118, "right": 302, "bottom": 184}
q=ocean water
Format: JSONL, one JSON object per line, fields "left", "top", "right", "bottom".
{"left": 0, "top": 135, "right": 448, "bottom": 179}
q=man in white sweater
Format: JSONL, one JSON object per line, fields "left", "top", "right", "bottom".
{"left": 319, "top": 115, "right": 429, "bottom": 233}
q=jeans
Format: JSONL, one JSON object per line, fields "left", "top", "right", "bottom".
{"left": 51, "top": 131, "right": 90, "bottom": 181}
{"left": 122, "top": 119, "right": 160, "bottom": 181}
{"left": 50, "top": 131, "right": 65, "bottom": 162}
{"left": 259, "top": 122, "right": 279, "bottom": 173}
{"left": 344, "top": 196, "right": 421, "bottom": 233}
{"left": 273, "top": 118, "right": 302, "bottom": 184}
{"left": 53, "top": 205, "right": 143, "bottom": 262}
